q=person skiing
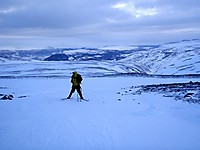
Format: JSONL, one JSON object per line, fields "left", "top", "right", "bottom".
{"left": 67, "top": 71, "right": 84, "bottom": 99}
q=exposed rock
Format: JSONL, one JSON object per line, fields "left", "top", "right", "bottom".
{"left": 121, "top": 81, "right": 200, "bottom": 104}
{"left": 1, "top": 94, "right": 14, "bottom": 100}
{"left": 44, "top": 53, "right": 69, "bottom": 61}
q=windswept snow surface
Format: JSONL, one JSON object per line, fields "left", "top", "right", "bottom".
{"left": 1, "top": 77, "right": 200, "bottom": 150}
{"left": 1, "top": 39, "right": 200, "bottom": 149}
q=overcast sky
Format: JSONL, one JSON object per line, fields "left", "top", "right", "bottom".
{"left": 0, "top": 0, "right": 200, "bottom": 49}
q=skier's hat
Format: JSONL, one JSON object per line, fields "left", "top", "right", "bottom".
{"left": 73, "top": 71, "right": 78, "bottom": 74}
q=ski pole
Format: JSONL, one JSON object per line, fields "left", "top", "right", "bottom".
{"left": 77, "top": 92, "right": 79, "bottom": 102}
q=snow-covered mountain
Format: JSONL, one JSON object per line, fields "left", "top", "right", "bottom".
{"left": 1, "top": 40, "right": 200, "bottom": 150}
{"left": 0, "top": 39, "right": 200, "bottom": 76}
{"left": 119, "top": 39, "right": 200, "bottom": 75}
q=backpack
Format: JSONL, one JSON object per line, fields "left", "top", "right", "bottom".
{"left": 77, "top": 74, "right": 83, "bottom": 83}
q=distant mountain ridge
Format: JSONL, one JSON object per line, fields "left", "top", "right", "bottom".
{"left": 0, "top": 39, "right": 200, "bottom": 75}
{"left": 0, "top": 45, "right": 159, "bottom": 61}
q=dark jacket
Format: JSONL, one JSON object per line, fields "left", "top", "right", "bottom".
{"left": 71, "top": 74, "right": 82, "bottom": 86}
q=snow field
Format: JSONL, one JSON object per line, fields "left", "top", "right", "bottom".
{"left": 0, "top": 77, "right": 200, "bottom": 150}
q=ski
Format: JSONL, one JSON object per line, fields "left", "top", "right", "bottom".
{"left": 76, "top": 98, "right": 89, "bottom": 102}
{"left": 61, "top": 97, "right": 89, "bottom": 102}
{"left": 80, "top": 99, "right": 89, "bottom": 102}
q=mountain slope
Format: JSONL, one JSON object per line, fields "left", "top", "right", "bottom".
{"left": 1, "top": 77, "right": 200, "bottom": 149}
{"left": 0, "top": 39, "right": 200, "bottom": 75}
{"left": 119, "top": 39, "right": 200, "bottom": 75}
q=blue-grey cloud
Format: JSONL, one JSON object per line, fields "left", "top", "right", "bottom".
{"left": 0, "top": 0, "right": 200, "bottom": 49}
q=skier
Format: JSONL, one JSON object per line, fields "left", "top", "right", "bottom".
{"left": 67, "top": 71, "right": 84, "bottom": 99}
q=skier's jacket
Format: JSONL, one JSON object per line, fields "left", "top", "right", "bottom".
{"left": 71, "top": 72, "right": 82, "bottom": 86}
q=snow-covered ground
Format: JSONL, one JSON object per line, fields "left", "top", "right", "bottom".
{"left": 0, "top": 39, "right": 200, "bottom": 149}
{"left": 1, "top": 76, "right": 200, "bottom": 150}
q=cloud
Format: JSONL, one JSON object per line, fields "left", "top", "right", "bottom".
{"left": 0, "top": 0, "right": 200, "bottom": 48}
{"left": 112, "top": 2, "right": 158, "bottom": 18}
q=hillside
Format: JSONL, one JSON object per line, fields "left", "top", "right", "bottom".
{"left": 1, "top": 39, "right": 200, "bottom": 150}
{"left": 1, "top": 77, "right": 200, "bottom": 150}
{"left": 119, "top": 39, "right": 200, "bottom": 75}
{"left": 0, "top": 39, "right": 200, "bottom": 76}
